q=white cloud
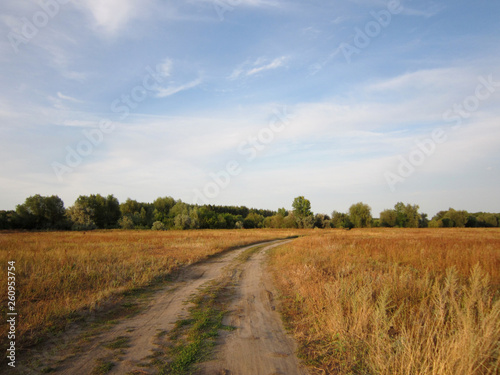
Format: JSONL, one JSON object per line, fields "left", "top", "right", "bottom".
{"left": 193, "top": 0, "right": 280, "bottom": 8}
{"left": 147, "top": 58, "right": 202, "bottom": 98}
{"left": 157, "top": 58, "right": 173, "bottom": 78}
{"left": 57, "top": 92, "right": 83, "bottom": 103}
{"left": 154, "top": 78, "right": 202, "bottom": 98}
{"left": 61, "top": 120, "right": 97, "bottom": 128}
{"left": 331, "top": 16, "right": 346, "bottom": 25}
{"left": 247, "top": 56, "right": 288, "bottom": 76}
{"left": 366, "top": 68, "right": 469, "bottom": 92}
{"left": 229, "top": 56, "right": 288, "bottom": 80}
{"left": 401, "top": 4, "right": 445, "bottom": 18}
{"left": 76, "top": 0, "right": 149, "bottom": 35}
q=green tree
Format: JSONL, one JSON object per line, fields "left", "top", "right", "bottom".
{"left": 404, "top": 204, "right": 420, "bottom": 228}
{"left": 263, "top": 214, "right": 284, "bottom": 228}
{"left": 243, "top": 212, "right": 264, "bottom": 229}
{"left": 292, "top": 196, "right": 312, "bottom": 217}
{"left": 66, "top": 203, "right": 97, "bottom": 230}
{"left": 419, "top": 213, "right": 429, "bottom": 228}
{"left": 292, "top": 196, "right": 314, "bottom": 228}
{"left": 153, "top": 196, "right": 176, "bottom": 223}
{"left": 120, "top": 199, "right": 153, "bottom": 228}
{"left": 392, "top": 202, "right": 420, "bottom": 228}
{"left": 277, "top": 208, "right": 288, "bottom": 217}
{"left": 0, "top": 211, "right": 14, "bottom": 229}
{"left": 348, "top": 202, "right": 372, "bottom": 228}
{"left": 314, "top": 214, "right": 331, "bottom": 228}
{"left": 476, "top": 213, "right": 498, "bottom": 227}
{"left": 380, "top": 209, "right": 397, "bottom": 227}
{"left": 283, "top": 212, "right": 299, "bottom": 228}
{"left": 189, "top": 208, "right": 200, "bottom": 229}
{"left": 70, "top": 194, "right": 120, "bottom": 229}
{"left": 331, "top": 211, "right": 352, "bottom": 229}
{"left": 428, "top": 219, "right": 440, "bottom": 228}
{"left": 152, "top": 221, "right": 166, "bottom": 231}
{"left": 174, "top": 214, "right": 192, "bottom": 230}
{"left": 118, "top": 216, "right": 135, "bottom": 229}
{"left": 15, "top": 194, "right": 67, "bottom": 230}
{"left": 120, "top": 198, "right": 142, "bottom": 217}
{"left": 446, "top": 208, "right": 468, "bottom": 228}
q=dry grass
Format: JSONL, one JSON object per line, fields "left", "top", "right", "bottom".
{"left": 269, "top": 228, "right": 500, "bottom": 375}
{"left": 0, "top": 229, "right": 300, "bottom": 349}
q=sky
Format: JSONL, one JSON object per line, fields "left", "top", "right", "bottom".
{"left": 0, "top": 0, "right": 499, "bottom": 217}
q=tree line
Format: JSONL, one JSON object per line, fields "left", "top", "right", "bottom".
{"left": 0, "top": 194, "right": 499, "bottom": 231}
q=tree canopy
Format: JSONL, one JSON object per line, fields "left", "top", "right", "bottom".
{"left": 2, "top": 194, "right": 499, "bottom": 231}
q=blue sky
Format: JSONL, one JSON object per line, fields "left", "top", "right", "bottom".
{"left": 1, "top": 0, "right": 499, "bottom": 216}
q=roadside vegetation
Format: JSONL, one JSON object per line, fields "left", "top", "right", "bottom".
{"left": 269, "top": 228, "right": 500, "bottom": 375}
{"left": 0, "top": 229, "right": 301, "bottom": 350}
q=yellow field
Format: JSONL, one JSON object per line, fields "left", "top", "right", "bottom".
{"left": 269, "top": 228, "right": 500, "bottom": 375}
{"left": 0, "top": 229, "right": 300, "bottom": 349}
{"left": 2, "top": 228, "right": 499, "bottom": 374}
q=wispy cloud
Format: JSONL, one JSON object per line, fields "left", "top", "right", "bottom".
{"left": 229, "top": 56, "right": 288, "bottom": 80}
{"left": 247, "top": 57, "right": 287, "bottom": 75}
{"left": 401, "top": 4, "right": 445, "bottom": 18}
{"left": 57, "top": 92, "right": 83, "bottom": 103}
{"left": 157, "top": 58, "right": 173, "bottom": 78}
{"left": 193, "top": 0, "right": 281, "bottom": 8}
{"left": 154, "top": 78, "right": 202, "bottom": 98}
{"left": 366, "top": 68, "right": 472, "bottom": 93}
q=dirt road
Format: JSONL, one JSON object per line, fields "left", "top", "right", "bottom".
{"left": 198, "top": 241, "right": 308, "bottom": 375}
{"left": 20, "top": 240, "right": 307, "bottom": 375}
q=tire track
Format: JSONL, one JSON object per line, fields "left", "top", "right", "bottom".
{"left": 197, "top": 241, "right": 308, "bottom": 375}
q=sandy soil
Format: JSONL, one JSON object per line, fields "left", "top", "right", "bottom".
{"left": 17, "top": 240, "right": 306, "bottom": 375}
{"left": 197, "top": 241, "right": 308, "bottom": 375}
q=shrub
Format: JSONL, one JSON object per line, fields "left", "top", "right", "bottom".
{"left": 151, "top": 221, "right": 166, "bottom": 231}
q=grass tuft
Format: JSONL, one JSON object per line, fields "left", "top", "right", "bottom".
{"left": 91, "top": 359, "right": 115, "bottom": 375}
{"left": 104, "top": 336, "right": 131, "bottom": 350}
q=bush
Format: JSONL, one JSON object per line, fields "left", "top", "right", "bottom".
{"left": 119, "top": 216, "right": 135, "bottom": 230}
{"left": 151, "top": 221, "right": 166, "bottom": 231}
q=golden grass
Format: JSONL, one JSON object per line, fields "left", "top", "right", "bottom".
{"left": 0, "top": 229, "right": 300, "bottom": 349}
{"left": 269, "top": 228, "right": 500, "bottom": 375}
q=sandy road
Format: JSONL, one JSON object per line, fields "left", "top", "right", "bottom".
{"left": 197, "top": 241, "right": 308, "bottom": 375}
{"left": 18, "top": 239, "right": 306, "bottom": 375}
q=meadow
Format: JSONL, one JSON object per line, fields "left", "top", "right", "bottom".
{"left": 1, "top": 228, "right": 499, "bottom": 375}
{"left": 269, "top": 228, "right": 500, "bottom": 375}
{"left": 0, "top": 229, "right": 300, "bottom": 350}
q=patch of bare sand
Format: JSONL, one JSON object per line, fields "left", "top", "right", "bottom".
{"left": 197, "top": 241, "right": 308, "bottom": 375}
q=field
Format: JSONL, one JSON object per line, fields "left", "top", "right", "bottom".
{"left": 0, "top": 228, "right": 499, "bottom": 374}
{"left": 269, "top": 229, "right": 500, "bottom": 375}
{"left": 0, "top": 229, "right": 301, "bottom": 350}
